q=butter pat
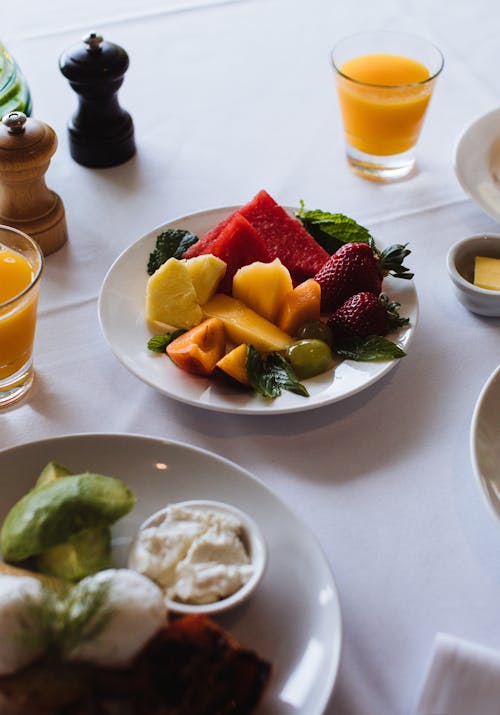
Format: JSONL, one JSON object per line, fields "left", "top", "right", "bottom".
{"left": 128, "top": 505, "right": 253, "bottom": 605}
{"left": 474, "top": 256, "right": 500, "bottom": 291}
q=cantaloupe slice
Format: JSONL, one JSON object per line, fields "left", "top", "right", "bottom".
{"left": 146, "top": 257, "right": 202, "bottom": 330}
{"left": 216, "top": 344, "right": 250, "bottom": 386}
{"left": 232, "top": 258, "right": 293, "bottom": 323}
{"left": 277, "top": 279, "right": 321, "bottom": 336}
{"left": 203, "top": 294, "right": 293, "bottom": 352}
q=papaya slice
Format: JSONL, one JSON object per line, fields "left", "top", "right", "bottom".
{"left": 166, "top": 317, "right": 226, "bottom": 376}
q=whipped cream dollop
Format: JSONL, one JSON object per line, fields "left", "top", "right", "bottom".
{"left": 128, "top": 505, "right": 253, "bottom": 605}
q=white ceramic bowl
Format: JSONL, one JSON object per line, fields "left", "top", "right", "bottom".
{"left": 470, "top": 365, "right": 500, "bottom": 525}
{"left": 128, "top": 499, "right": 267, "bottom": 615}
{"left": 447, "top": 234, "right": 500, "bottom": 316}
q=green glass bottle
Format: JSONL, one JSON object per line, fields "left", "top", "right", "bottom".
{"left": 0, "top": 42, "right": 31, "bottom": 119}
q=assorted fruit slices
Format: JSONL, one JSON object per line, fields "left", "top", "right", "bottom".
{"left": 145, "top": 189, "right": 413, "bottom": 398}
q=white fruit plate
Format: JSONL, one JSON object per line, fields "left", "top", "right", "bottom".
{"left": 98, "top": 206, "right": 418, "bottom": 415}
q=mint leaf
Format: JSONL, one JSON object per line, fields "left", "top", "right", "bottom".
{"left": 246, "top": 346, "right": 309, "bottom": 399}
{"left": 147, "top": 229, "right": 198, "bottom": 275}
{"left": 246, "top": 347, "right": 281, "bottom": 399}
{"left": 147, "top": 330, "right": 185, "bottom": 352}
{"left": 296, "top": 201, "right": 374, "bottom": 254}
{"left": 335, "top": 335, "right": 406, "bottom": 361}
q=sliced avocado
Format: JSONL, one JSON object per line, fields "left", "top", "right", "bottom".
{"left": 35, "top": 526, "right": 111, "bottom": 581}
{"left": 35, "top": 461, "right": 73, "bottom": 488}
{"left": 0, "top": 472, "right": 136, "bottom": 562}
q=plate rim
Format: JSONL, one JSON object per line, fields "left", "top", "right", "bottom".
{"left": 454, "top": 106, "right": 500, "bottom": 223}
{"left": 0, "top": 431, "right": 343, "bottom": 715}
{"left": 98, "top": 205, "right": 418, "bottom": 415}
{"left": 470, "top": 364, "right": 500, "bottom": 525}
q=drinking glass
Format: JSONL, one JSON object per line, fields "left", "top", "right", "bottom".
{"left": 0, "top": 41, "right": 32, "bottom": 120}
{"left": 0, "top": 226, "right": 43, "bottom": 407}
{"left": 331, "top": 31, "right": 444, "bottom": 181}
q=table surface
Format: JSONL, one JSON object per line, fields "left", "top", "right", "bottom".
{"left": 2, "top": 1, "right": 500, "bottom": 713}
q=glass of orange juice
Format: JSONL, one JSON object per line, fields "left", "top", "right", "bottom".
{"left": 331, "top": 31, "right": 444, "bottom": 181}
{"left": 0, "top": 225, "right": 43, "bottom": 407}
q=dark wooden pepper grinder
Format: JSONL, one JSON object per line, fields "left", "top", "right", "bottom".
{"left": 0, "top": 111, "right": 67, "bottom": 255}
{"left": 59, "top": 32, "right": 136, "bottom": 168}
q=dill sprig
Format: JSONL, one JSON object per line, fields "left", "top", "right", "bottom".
{"left": 19, "top": 579, "right": 112, "bottom": 658}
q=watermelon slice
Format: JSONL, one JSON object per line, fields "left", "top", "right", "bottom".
{"left": 183, "top": 214, "right": 234, "bottom": 258}
{"left": 190, "top": 213, "right": 271, "bottom": 293}
{"left": 184, "top": 190, "right": 329, "bottom": 281}
{"left": 239, "top": 190, "right": 329, "bottom": 281}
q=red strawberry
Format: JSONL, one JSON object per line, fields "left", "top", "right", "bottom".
{"left": 314, "top": 242, "right": 381, "bottom": 312}
{"left": 314, "top": 241, "right": 413, "bottom": 313}
{"left": 327, "top": 292, "right": 409, "bottom": 339}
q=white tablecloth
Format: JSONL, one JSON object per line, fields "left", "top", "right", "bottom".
{"left": 2, "top": 1, "right": 500, "bottom": 713}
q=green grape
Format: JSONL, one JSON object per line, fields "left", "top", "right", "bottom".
{"left": 286, "top": 340, "right": 333, "bottom": 379}
{"left": 296, "top": 320, "right": 334, "bottom": 348}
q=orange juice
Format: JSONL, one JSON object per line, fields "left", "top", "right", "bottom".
{"left": 336, "top": 53, "right": 433, "bottom": 156}
{"left": 0, "top": 245, "right": 39, "bottom": 380}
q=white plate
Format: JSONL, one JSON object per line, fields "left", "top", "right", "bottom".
{"left": 0, "top": 433, "right": 342, "bottom": 715}
{"left": 98, "top": 206, "right": 418, "bottom": 414}
{"left": 455, "top": 107, "right": 500, "bottom": 223}
{"left": 470, "top": 365, "right": 500, "bottom": 523}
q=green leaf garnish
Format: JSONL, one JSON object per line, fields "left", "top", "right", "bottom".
{"left": 246, "top": 346, "right": 309, "bottom": 399}
{"left": 147, "top": 330, "right": 186, "bottom": 352}
{"left": 296, "top": 200, "right": 375, "bottom": 254}
{"left": 335, "top": 335, "right": 406, "bottom": 361}
{"left": 147, "top": 229, "right": 198, "bottom": 275}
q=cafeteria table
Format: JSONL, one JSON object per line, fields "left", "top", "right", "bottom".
{"left": 2, "top": 0, "right": 500, "bottom": 713}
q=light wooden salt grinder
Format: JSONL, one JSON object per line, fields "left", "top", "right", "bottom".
{"left": 0, "top": 111, "right": 67, "bottom": 255}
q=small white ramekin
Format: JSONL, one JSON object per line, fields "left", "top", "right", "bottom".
{"left": 447, "top": 234, "right": 500, "bottom": 316}
{"left": 128, "top": 499, "right": 267, "bottom": 615}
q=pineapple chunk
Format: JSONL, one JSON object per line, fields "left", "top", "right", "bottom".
{"left": 203, "top": 294, "right": 293, "bottom": 352}
{"left": 232, "top": 258, "right": 293, "bottom": 323}
{"left": 146, "top": 257, "right": 202, "bottom": 330}
{"left": 185, "top": 255, "right": 227, "bottom": 304}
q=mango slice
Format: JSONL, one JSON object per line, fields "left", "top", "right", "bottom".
{"left": 203, "top": 294, "right": 293, "bottom": 352}
{"left": 216, "top": 344, "right": 251, "bottom": 386}
{"left": 232, "top": 258, "right": 293, "bottom": 323}
{"left": 146, "top": 257, "right": 202, "bottom": 330}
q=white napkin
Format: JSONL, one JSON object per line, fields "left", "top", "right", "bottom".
{"left": 414, "top": 632, "right": 500, "bottom": 715}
